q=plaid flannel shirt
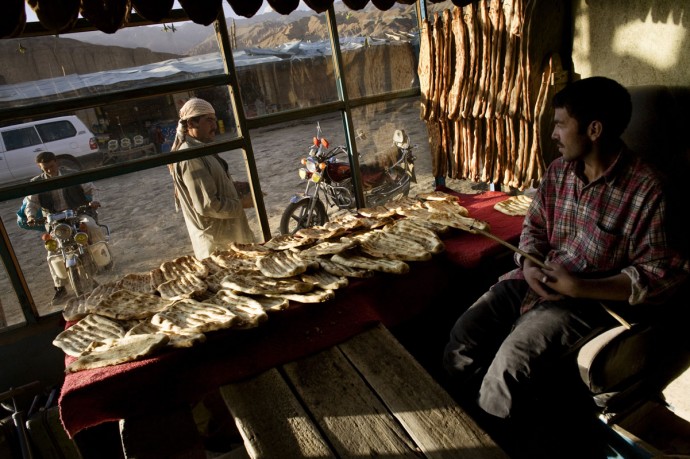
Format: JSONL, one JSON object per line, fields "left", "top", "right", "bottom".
{"left": 500, "top": 147, "right": 689, "bottom": 313}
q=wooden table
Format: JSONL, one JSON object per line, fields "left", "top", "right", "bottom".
{"left": 220, "top": 324, "right": 508, "bottom": 459}
{"left": 58, "top": 190, "right": 524, "bottom": 457}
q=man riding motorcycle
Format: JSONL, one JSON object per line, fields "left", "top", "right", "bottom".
{"left": 24, "top": 151, "right": 104, "bottom": 305}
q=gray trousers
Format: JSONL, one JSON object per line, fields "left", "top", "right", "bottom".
{"left": 443, "top": 279, "right": 613, "bottom": 419}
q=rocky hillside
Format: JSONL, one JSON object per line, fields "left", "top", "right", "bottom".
{"left": 0, "top": 2, "right": 442, "bottom": 86}
{"left": 0, "top": 37, "right": 178, "bottom": 85}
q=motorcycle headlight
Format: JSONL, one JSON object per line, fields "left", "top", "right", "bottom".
{"left": 53, "top": 223, "right": 73, "bottom": 241}
{"left": 306, "top": 158, "right": 317, "bottom": 173}
{"left": 44, "top": 239, "right": 58, "bottom": 252}
{"left": 74, "top": 232, "right": 89, "bottom": 245}
{"left": 311, "top": 171, "right": 322, "bottom": 183}
{"left": 298, "top": 168, "right": 308, "bottom": 180}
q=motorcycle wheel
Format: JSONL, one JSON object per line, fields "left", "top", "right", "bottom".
{"left": 279, "top": 199, "right": 328, "bottom": 235}
{"left": 67, "top": 259, "right": 95, "bottom": 297}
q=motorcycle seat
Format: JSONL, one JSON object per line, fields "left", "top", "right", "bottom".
{"left": 360, "top": 165, "right": 387, "bottom": 190}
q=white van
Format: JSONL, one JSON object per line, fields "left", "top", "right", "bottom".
{"left": 0, "top": 116, "right": 99, "bottom": 184}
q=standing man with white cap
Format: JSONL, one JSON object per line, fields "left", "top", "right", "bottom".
{"left": 170, "top": 97, "right": 255, "bottom": 260}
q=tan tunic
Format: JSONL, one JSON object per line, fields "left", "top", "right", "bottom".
{"left": 172, "top": 139, "right": 255, "bottom": 259}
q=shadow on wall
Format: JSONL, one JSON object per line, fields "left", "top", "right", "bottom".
{"left": 579, "top": 1, "right": 688, "bottom": 86}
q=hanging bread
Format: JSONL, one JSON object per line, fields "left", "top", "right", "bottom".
{"left": 447, "top": 6, "right": 466, "bottom": 121}
{"left": 178, "top": 0, "right": 221, "bottom": 26}
{"left": 80, "top": 0, "right": 131, "bottom": 34}
{"left": 471, "top": 0, "right": 490, "bottom": 118}
{"left": 1, "top": 0, "right": 26, "bottom": 39}
{"left": 27, "top": 0, "right": 80, "bottom": 34}
{"left": 460, "top": 2, "right": 478, "bottom": 118}
{"left": 418, "top": 18, "right": 433, "bottom": 121}
{"left": 438, "top": 9, "right": 452, "bottom": 118}
{"left": 485, "top": 0, "right": 504, "bottom": 118}
{"left": 131, "top": 0, "right": 173, "bottom": 22}
{"left": 225, "top": 0, "right": 262, "bottom": 18}
{"left": 427, "top": 12, "right": 442, "bottom": 122}
{"left": 268, "top": 0, "right": 299, "bottom": 15}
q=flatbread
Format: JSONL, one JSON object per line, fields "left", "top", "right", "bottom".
{"left": 383, "top": 219, "right": 445, "bottom": 255}
{"left": 300, "top": 270, "right": 349, "bottom": 290}
{"left": 331, "top": 251, "right": 409, "bottom": 275}
{"left": 62, "top": 294, "right": 90, "bottom": 322}
{"left": 84, "top": 282, "right": 123, "bottom": 310}
{"left": 66, "top": 334, "right": 170, "bottom": 373}
{"left": 265, "top": 288, "right": 336, "bottom": 304}
{"left": 202, "top": 289, "right": 268, "bottom": 327}
{"left": 228, "top": 242, "right": 272, "bottom": 257}
{"left": 160, "top": 256, "right": 209, "bottom": 281}
{"left": 422, "top": 199, "right": 470, "bottom": 216}
{"left": 494, "top": 194, "right": 533, "bottom": 216}
{"left": 53, "top": 313, "right": 127, "bottom": 358}
{"left": 157, "top": 273, "right": 208, "bottom": 300}
{"left": 298, "top": 238, "right": 359, "bottom": 258}
{"left": 210, "top": 251, "right": 258, "bottom": 271}
{"left": 296, "top": 225, "right": 349, "bottom": 240}
{"left": 151, "top": 298, "right": 239, "bottom": 333}
{"left": 220, "top": 270, "right": 314, "bottom": 295}
{"left": 262, "top": 234, "right": 314, "bottom": 251}
{"left": 116, "top": 272, "right": 157, "bottom": 295}
{"left": 416, "top": 190, "right": 462, "bottom": 202}
{"left": 357, "top": 205, "right": 397, "bottom": 219}
{"left": 384, "top": 196, "right": 422, "bottom": 213}
{"left": 125, "top": 322, "right": 207, "bottom": 348}
{"left": 86, "top": 289, "right": 173, "bottom": 320}
{"left": 256, "top": 250, "right": 315, "bottom": 278}
{"left": 316, "top": 257, "right": 376, "bottom": 279}
{"left": 354, "top": 230, "right": 432, "bottom": 262}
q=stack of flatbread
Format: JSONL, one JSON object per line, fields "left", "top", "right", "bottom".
{"left": 55, "top": 190, "right": 490, "bottom": 372}
{"left": 493, "top": 194, "right": 533, "bottom": 216}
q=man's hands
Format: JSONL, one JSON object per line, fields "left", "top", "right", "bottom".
{"left": 523, "top": 259, "right": 580, "bottom": 301}
{"left": 89, "top": 201, "right": 101, "bottom": 209}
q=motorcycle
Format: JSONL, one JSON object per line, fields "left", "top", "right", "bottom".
{"left": 280, "top": 123, "right": 417, "bottom": 235}
{"left": 40, "top": 205, "right": 113, "bottom": 297}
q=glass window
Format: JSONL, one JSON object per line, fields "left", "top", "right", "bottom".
{"left": 35, "top": 120, "right": 77, "bottom": 142}
{"left": 0, "top": 5, "right": 433, "bottom": 327}
{"left": 2, "top": 127, "right": 41, "bottom": 151}
{"left": 338, "top": 3, "right": 421, "bottom": 99}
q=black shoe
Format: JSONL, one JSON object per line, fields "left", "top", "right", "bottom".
{"left": 52, "top": 287, "right": 68, "bottom": 305}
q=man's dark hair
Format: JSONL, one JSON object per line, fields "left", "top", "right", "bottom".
{"left": 552, "top": 76, "right": 632, "bottom": 139}
{"left": 35, "top": 151, "right": 57, "bottom": 164}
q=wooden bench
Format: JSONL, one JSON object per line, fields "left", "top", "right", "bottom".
{"left": 220, "top": 324, "right": 507, "bottom": 459}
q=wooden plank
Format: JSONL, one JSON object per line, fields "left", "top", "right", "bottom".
{"left": 282, "top": 345, "right": 421, "bottom": 458}
{"left": 219, "top": 368, "right": 334, "bottom": 459}
{"left": 338, "top": 324, "right": 508, "bottom": 459}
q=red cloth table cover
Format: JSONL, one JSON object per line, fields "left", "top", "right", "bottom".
{"left": 58, "top": 190, "right": 524, "bottom": 437}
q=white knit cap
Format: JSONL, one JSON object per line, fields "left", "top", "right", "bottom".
{"left": 179, "top": 97, "right": 215, "bottom": 120}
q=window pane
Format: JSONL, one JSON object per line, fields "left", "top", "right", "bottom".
{"left": 0, "top": 23, "right": 223, "bottom": 110}
{"left": 1, "top": 165, "right": 261, "bottom": 317}
{"left": 231, "top": 10, "right": 337, "bottom": 117}
{"left": 338, "top": 4, "right": 421, "bottom": 98}
{"left": 351, "top": 97, "right": 433, "bottom": 195}
{"left": 2, "top": 127, "right": 41, "bottom": 150}
{"left": 35, "top": 120, "right": 77, "bottom": 142}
